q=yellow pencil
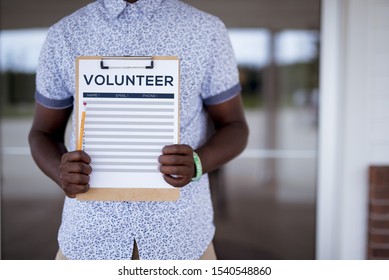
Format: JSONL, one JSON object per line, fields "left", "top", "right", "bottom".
{"left": 77, "top": 110, "right": 86, "bottom": 150}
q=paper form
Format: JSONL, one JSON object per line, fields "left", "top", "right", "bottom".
{"left": 76, "top": 57, "right": 180, "bottom": 192}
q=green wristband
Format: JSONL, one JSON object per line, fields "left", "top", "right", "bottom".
{"left": 191, "top": 151, "right": 203, "bottom": 182}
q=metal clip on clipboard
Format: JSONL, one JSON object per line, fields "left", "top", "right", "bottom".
{"left": 100, "top": 56, "right": 154, "bottom": 70}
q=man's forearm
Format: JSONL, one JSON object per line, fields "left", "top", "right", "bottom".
{"left": 195, "top": 121, "right": 248, "bottom": 175}
{"left": 29, "top": 130, "right": 68, "bottom": 187}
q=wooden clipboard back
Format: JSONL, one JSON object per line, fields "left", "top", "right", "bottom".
{"left": 76, "top": 188, "right": 180, "bottom": 201}
{"left": 75, "top": 56, "right": 180, "bottom": 202}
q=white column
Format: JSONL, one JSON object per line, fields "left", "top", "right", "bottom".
{"left": 317, "top": 0, "right": 389, "bottom": 259}
{"left": 316, "top": 0, "right": 345, "bottom": 260}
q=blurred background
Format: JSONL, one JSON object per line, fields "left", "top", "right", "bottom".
{"left": 0, "top": 0, "right": 320, "bottom": 260}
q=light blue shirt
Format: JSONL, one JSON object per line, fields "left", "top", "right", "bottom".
{"left": 36, "top": 0, "right": 240, "bottom": 260}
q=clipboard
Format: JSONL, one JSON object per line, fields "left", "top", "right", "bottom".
{"left": 75, "top": 56, "right": 180, "bottom": 201}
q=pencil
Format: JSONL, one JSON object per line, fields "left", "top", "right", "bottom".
{"left": 77, "top": 110, "right": 86, "bottom": 150}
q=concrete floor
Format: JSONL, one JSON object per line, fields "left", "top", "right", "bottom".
{"left": 1, "top": 109, "right": 317, "bottom": 260}
{"left": 1, "top": 187, "right": 316, "bottom": 260}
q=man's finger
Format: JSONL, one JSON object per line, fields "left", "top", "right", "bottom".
{"left": 62, "top": 150, "right": 91, "bottom": 164}
{"left": 60, "top": 162, "right": 92, "bottom": 175}
{"left": 159, "top": 165, "right": 192, "bottom": 177}
{"left": 60, "top": 172, "right": 90, "bottom": 185}
{"left": 158, "top": 154, "right": 192, "bottom": 166}
{"left": 63, "top": 183, "right": 90, "bottom": 197}
{"left": 162, "top": 144, "right": 192, "bottom": 155}
{"left": 162, "top": 174, "right": 190, "bottom": 188}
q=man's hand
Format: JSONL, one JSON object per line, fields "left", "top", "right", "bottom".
{"left": 59, "top": 150, "right": 92, "bottom": 198}
{"left": 158, "top": 144, "right": 195, "bottom": 188}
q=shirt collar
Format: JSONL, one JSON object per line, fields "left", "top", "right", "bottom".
{"left": 98, "top": 0, "right": 164, "bottom": 18}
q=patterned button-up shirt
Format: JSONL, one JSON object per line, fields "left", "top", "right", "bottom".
{"left": 36, "top": 0, "right": 240, "bottom": 259}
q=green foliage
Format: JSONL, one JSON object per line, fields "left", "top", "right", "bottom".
{"left": 278, "top": 61, "right": 319, "bottom": 106}
{"left": 1, "top": 72, "right": 36, "bottom": 116}
{"left": 238, "top": 59, "right": 319, "bottom": 109}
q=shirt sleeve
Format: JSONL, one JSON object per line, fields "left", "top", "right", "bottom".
{"left": 201, "top": 18, "right": 241, "bottom": 106}
{"left": 35, "top": 26, "right": 73, "bottom": 109}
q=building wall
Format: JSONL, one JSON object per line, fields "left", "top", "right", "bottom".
{"left": 318, "top": 0, "right": 389, "bottom": 259}
{"left": 367, "top": 1, "right": 389, "bottom": 162}
{"left": 1, "top": 0, "right": 320, "bottom": 30}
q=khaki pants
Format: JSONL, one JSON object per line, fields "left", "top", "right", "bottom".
{"left": 55, "top": 242, "right": 217, "bottom": 260}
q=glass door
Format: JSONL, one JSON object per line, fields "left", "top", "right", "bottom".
{"left": 212, "top": 27, "right": 320, "bottom": 260}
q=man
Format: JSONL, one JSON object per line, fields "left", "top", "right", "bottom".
{"left": 29, "top": 0, "right": 248, "bottom": 260}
